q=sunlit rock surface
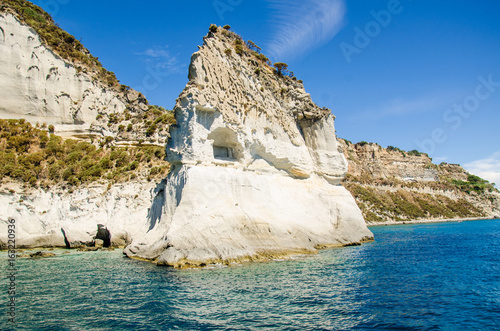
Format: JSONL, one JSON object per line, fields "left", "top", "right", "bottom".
{"left": 124, "top": 27, "right": 373, "bottom": 267}
{"left": 0, "top": 12, "right": 151, "bottom": 141}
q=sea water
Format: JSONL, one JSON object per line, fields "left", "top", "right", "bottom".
{"left": 1, "top": 219, "right": 499, "bottom": 330}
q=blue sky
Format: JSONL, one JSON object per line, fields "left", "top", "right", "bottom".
{"left": 32, "top": 0, "right": 500, "bottom": 185}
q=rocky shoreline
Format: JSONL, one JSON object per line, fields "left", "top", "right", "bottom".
{"left": 367, "top": 216, "right": 498, "bottom": 227}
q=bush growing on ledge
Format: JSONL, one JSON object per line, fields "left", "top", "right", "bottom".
{"left": 234, "top": 45, "right": 244, "bottom": 55}
{"left": 209, "top": 24, "right": 218, "bottom": 33}
{"left": 246, "top": 40, "right": 261, "bottom": 53}
{"left": 0, "top": 119, "right": 169, "bottom": 187}
{"left": 408, "top": 150, "right": 422, "bottom": 157}
{"left": 273, "top": 62, "right": 289, "bottom": 77}
{"left": 451, "top": 174, "right": 497, "bottom": 194}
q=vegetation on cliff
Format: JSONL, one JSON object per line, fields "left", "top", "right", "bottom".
{"left": 209, "top": 24, "right": 300, "bottom": 83}
{"left": 0, "top": 119, "right": 170, "bottom": 189}
{"left": 341, "top": 139, "right": 499, "bottom": 222}
{"left": 2, "top": 0, "right": 120, "bottom": 88}
{"left": 345, "top": 182, "right": 484, "bottom": 223}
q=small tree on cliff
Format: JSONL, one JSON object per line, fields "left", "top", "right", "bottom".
{"left": 246, "top": 40, "right": 261, "bottom": 53}
{"left": 273, "top": 62, "right": 289, "bottom": 77}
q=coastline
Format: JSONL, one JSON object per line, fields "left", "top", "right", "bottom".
{"left": 367, "top": 216, "right": 498, "bottom": 227}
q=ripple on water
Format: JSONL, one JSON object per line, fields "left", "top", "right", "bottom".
{"left": 0, "top": 220, "right": 499, "bottom": 330}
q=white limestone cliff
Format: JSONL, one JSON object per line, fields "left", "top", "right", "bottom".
{"left": 0, "top": 180, "right": 157, "bottom": 248}
{"left": 124, "top": 27, "right": 373, "bottom": 267}
{"left": 0, "top": 12, "right": 155, "bottom": 141}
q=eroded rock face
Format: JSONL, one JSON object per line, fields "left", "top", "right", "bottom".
{"left": 124, "top": 27, "right": 373, "bottom": 267}
{"left": 0, "top": 12, "right": 149, "bottom": 140}
{"left": 340, "top": 141, "right": 440, "bottom": 182}
{"left": 0, "top": 181, "right": 156, "bottom": 249}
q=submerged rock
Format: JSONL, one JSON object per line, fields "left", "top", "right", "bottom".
{"left": 29, "top": 251, "right": 56, "bottom": 258}
{"left": 124, "top": 26, "right": 373, "bottom": 267}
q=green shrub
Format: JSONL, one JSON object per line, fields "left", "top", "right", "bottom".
{"left": 0, "top": 117, "right": 171, "bottom": 186}
{"left": 128, "top": 161, "right": 139, "bottom": 171}
{"left": 273, "top": 62, "right": 289, "bottom": 77}
{"left": 408, "top": 150, "right": 422, "bottom": 156}
{"left": 234, "top": 45, "right": 244, "bottom": 55}
{"left": 146, "top": 124, "right": 157, "bottom": 136}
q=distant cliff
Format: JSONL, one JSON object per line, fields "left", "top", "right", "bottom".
{"left": 340, "top": 140, "right": 500, "bottom": 223}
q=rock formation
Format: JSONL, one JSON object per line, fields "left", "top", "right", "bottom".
{"left": 0, "top": 8, "right": 169, "bottom": 145}
{"left": 124, "top": 27, "right": 373, "bottom": 267}
{"left": 0, "top": 181, "right": 156, "bottom": 248}
{"left": 340, "top": 140, "right": 500, "bottom": 223}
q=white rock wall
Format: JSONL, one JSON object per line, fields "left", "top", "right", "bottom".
{"left": 0, "top": 13, "right": 127, "bottom": 136}
{"left": 0, "top": 181, "right": 158, "bottom": 248}
{"left": 125, "top": 29, "right": 373, "bottom": 267}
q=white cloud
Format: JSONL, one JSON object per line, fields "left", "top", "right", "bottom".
{"left": 265, "top": 0, "right": 346, "bottom": 60}
{"left": 464, "top": 151, "right": 500, "bottom": 187}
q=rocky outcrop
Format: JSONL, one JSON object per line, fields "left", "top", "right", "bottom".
{"left": 0, "top": 10, "right": 169, "bottom": 145}
{"left": 0, "top": 181, "right": 157, "bottom": 249}
{"left": 341, "top": 141, "right": 439, "bottom": 182}
{"left": 124, "top": 27, "right": 373, "bottom": 267}
{"left": 340, "top": 140, "right": 500, "bottom": 223}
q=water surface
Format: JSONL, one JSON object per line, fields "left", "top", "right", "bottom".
{"left": 1, "top": 220, "right": 499, "bottom": 330}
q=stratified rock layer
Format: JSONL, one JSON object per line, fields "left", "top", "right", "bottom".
{"left": 340, "top": 140, "right": 500, "bottom": 223}
{"left": 124, "top": 27, "right": 373, "bottom": 267}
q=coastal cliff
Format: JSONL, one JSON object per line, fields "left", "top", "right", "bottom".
{"left": 0, "top": 1, "right": 172, "bottom": 248}
{"left": 340, "top": 140, "right": 500, "bottom": 224}
{"left": 1, "top": 1, "right": 497, "bottom": 266}
{"left": 123, "top": 26, "right": 373, "bottom": 267}
{"left": 0, "top": 2, "right": 373, "bottom": 265}
{"left": 0, "top": 2, "right": 170, "bottom": 145}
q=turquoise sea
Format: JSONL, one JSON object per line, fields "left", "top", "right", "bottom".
{"left": 1, "top": 219, "right": 499, "bottom": 330}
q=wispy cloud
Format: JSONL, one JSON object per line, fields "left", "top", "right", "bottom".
{"left": 464, "top": 152, "right": 500, "bottom": 187}
{"left": 265, "top": 0, "right": 346, "bottom": 60}
{"left": 135, "top": 45, "right": 183, "bottom": 74}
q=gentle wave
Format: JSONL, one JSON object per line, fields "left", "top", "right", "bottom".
{"left": 1, "top": 219, "right": 499, "bottom": 330}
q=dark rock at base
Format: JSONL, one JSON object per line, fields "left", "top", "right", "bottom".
{"left": 29, "top": 251, "right": 56, "bottom": 258}
{"left": 96, "top": 224, "right": 111, "bottom": 247}
{"left": 77, "top": 246, "right": 99, "bottom": 252}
